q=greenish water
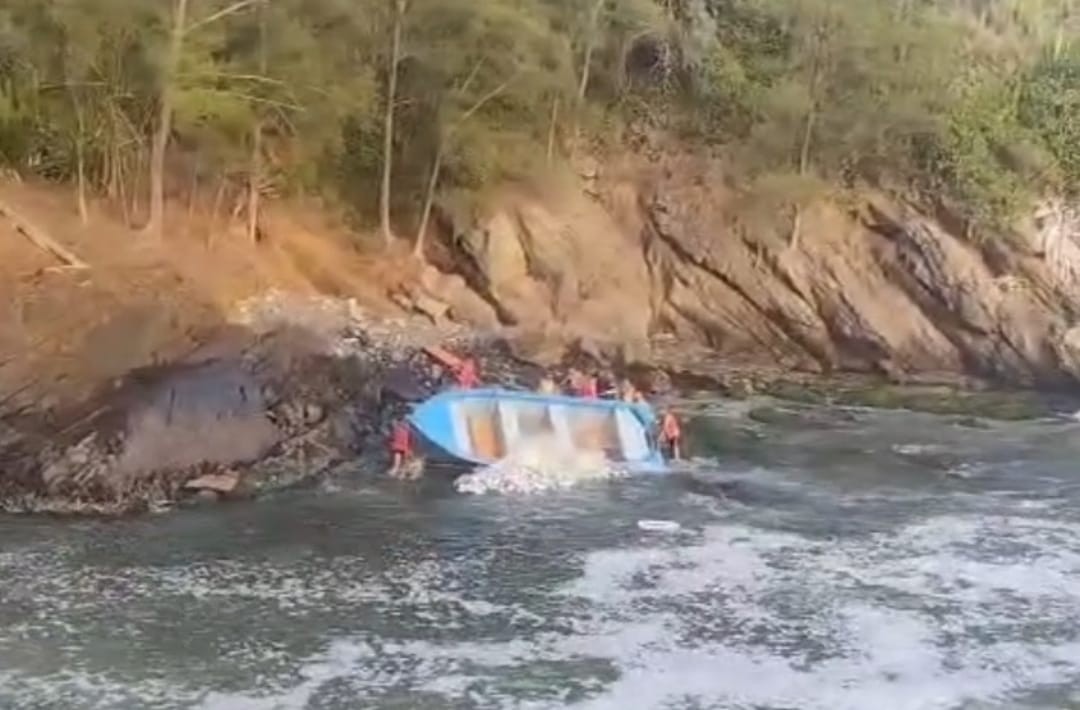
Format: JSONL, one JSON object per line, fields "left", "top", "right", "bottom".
{"left": 1, "top": 397, "right": 1079, "bottom": 709}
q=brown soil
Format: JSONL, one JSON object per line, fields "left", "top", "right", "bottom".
{"left": 0, "top": 179, "right": 413, "bottom": 411}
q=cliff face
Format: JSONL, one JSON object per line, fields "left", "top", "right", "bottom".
{"left": 433, "top": 151, "right": 1080, "bottom": 387}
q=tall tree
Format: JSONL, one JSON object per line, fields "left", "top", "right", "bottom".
{"left": 145, "top": 0, "right": 189, "bottom": 240}
{"left": 380, "top": 0, "right": 406, "bottom": 248}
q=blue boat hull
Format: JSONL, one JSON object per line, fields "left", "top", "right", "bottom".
{"left": 408, "top": 388, "right": 668, "bottom": 474}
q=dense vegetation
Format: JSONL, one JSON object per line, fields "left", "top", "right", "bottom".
{"left": 0, "top": 0, "right": 1078, "bottom": 246}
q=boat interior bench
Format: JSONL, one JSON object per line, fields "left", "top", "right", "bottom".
{"left": 452, "top": 399, "right": 648, "bottom": 462}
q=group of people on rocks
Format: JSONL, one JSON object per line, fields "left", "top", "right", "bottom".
{"left": 387, "top": 353, "right": 682, "bottom": 479}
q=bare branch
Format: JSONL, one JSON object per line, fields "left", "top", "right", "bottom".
{"left": 184, "top": 0, "right": 263, "bottom": 35}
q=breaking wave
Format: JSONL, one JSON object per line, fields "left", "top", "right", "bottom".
{"left": 454, "top": 434, "right": 626, "bottom": 495}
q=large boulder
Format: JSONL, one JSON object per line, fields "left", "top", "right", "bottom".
{"left": 115, "top": 360, "right": 280, "bottom": 476}
{"left": 453, "top": 185, "right": 653, "bottom": 346}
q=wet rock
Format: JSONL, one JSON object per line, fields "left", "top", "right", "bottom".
{"left": 183, "top": 470, "right": 240, "bottom": 495}
{"left": 116, "top": 361, "right": 280, "bottom": 477}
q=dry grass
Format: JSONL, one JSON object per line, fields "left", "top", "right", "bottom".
{"left": 0, "top": 180, "right": 412, "bottom": 409}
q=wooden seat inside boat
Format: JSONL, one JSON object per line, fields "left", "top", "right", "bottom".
{"left": 463, "top": 404, "right": 505, "bottom": 459}
{"left": 456, "top": 397, "right": 639, "bottom": 463}
{"left": 567, "top": 409, "right": 623, "bottom": 459}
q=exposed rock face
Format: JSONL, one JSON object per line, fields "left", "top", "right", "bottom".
{"left": 437, "top": 152, "right": 1080, "bottom": 387}
{"left": 449, "top": 184, "right": 653, "bottom": 353}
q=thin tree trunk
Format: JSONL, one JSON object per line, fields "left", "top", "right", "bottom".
{"left": 792, "top": 28, "right": 822, "bottom": 252}
{"left": 547, "top": 96, "right": 559, "bottom": 164}
{"left": 68, "top": 88, "right": 89, "bottom": 225}
{"left": 411, "top": 76, "right": 512, "bottom": 258}
{"left": 75, "top": 143, "right": 88, "bottom": 225}
{"left": 145, "top": 0, "right": 189, "bottom": 240}
{"left": 380, "top": 0, "right": 406, "bottom": 249}
{"left": 798, "top": 106, "right": 816, "bottom": 179}
{"left": 187, "top": 154, "right": 199, "bottom": 230}
{"left": 413, "top": 146, "right": 443, "bottom": 259}
{"left": 577, "top": 0, "right": 605, "bottom": 101}
{"left": 572, "top": 0, "right": 605, "bottom": 147}
{"left": 118, "top": 154, "right": 131, "bottom": 226}
{"left": 246, "top": 126, "right": 262, "bottom": 244}
{"left": 247, "top": 0, "right": 267, "bottom": 246}
{"left": 208, "top": 174, "right": 227, "bottom": 249}
{"left": 106, "top": 138, "right": 119, "bottom": 201}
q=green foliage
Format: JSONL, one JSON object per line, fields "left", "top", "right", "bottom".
{"left": 1020, "top": 48, "right": 1080, "bottom": 194}
{"left": 0, "top": 0, "right": 1078, "bottom": 238}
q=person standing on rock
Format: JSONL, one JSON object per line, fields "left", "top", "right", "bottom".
{"left": 388, "top": 414, "right": 415, "bottom": 478}
{"left": 452, "top": 357, "right": 479, "bottom": 389}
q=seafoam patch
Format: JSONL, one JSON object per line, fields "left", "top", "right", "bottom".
{"left": 553, "top": 514, "right": 1080, "bottom": 710}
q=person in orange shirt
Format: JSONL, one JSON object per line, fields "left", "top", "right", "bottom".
{"left": 452, "top": 357, "right": 479, "bottom": 389}
{"left": 658, "top": 406, "right": 682, "bottom": 461}
{"left": 569, "top": 370, "right": 598, "bottom": 398}
{"left": 387, "top": 415, "right": 414, "bottom": 478}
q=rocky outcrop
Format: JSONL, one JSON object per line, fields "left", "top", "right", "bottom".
{"left": 440, "top": 183, "right": 654, "bottom": 357}
{"left": 0, "top": 293, "right": 535, "bottom": 513}
{"left": 434, "top": 150, "right": 1080, "bottom": 388}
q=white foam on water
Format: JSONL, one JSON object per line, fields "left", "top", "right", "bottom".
{"left": 4, "top": 479, "right": 1080, "bottom": 709}
{"left": 149, "top": 509, "right": 1080, "bottom": 710}
{"left": 455, "top": 434, "right": 627, "bottom": 495}
{"left": 552, "top": 513, "right": 1080, "bottom": 710}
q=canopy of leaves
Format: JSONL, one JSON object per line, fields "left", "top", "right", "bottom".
{"left": 0, "top": 0, "right": 1077, "bottom": 237}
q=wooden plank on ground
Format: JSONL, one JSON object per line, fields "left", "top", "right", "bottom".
{"left": 0, "top": 198, "right": 89, "bottom": 269}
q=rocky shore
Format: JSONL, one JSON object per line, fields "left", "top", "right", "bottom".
{"left": 0, "top": 291, "right": 651, "bottom": 515}
{"left": 4, "top": 138, "right": 1080, "bottom": 515}
{"left": 2, "top": 286, "right": 1075, "bottom": 515}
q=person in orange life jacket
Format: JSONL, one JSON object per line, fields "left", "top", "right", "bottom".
{"left": 658, "top": 406, "right": 683, "bottom": 460}
{"left": 452, "top": 357, "right": 479, "bottom": 389}
{"left": 387, "top": 413, "right": 415, "bottom": 478}
{"left": 570, "top": 370, "right": 599, "bottom": 398}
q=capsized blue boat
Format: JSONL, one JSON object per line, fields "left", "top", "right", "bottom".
{"left": 408, "top": 388, "right": 668, "bottom": 474}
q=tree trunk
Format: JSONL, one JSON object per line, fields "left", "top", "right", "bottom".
{"left": 247, "top": 0, "right": 267, "bottom": 246}
{"left": 577, "top": 0, "right": 605, "bottom": 101}
{"left": 380, "top": 0, "right": 406, "bottom": 249}
{"left": 547, "top": 96, "right": 559, "bottom": 164}
{"left": 792, "top": 26, "right": 822, "bottom": 253}
{"left": 187, "top": 154, "right": 200, "bottom": 229}
{"left": 75, "top": 143, "right": 88, "bottom": 225}
{"left": 145, "top": 0, "right": 189, "bottom": 240}
{"left": 106, "top": 138, "right": 119, "bottom": 201}
{"left": 68, "top": 88, "right": 89, "bottom": 225}
{"left": 414, "top": 146, "right": 443, "bottom": 259}
{"left": 572, "top": 0, "right": 605, "bottom": 147}
{"left": 208, "top": 175, "right": 227, "bottom": 249}
{"left": 798, "top": 105, "right": 816, "bottom": 178}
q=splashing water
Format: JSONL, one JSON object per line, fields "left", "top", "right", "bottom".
{"left": 454, "top": 434, "right": 626, "bottom": 495}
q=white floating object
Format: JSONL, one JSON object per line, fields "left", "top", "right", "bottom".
{"left": 637, "top": 519, "right": 681, "bottom": 532}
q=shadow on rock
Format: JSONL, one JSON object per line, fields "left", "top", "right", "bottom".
{"left": 0, "top": 325, "right": 426, "bottom": 513}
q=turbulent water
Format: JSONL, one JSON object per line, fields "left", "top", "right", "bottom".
{"left": 455, "top": 434, "right": 625, "bottom": 495}
{"left": 2, "top": 397, "right": 1080, "bottom": 709}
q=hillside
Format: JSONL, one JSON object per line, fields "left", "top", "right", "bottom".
{"left": 1, "top": 0, "right": 1080, "bottom": 398}
{"left": 0, "top": 179, "right": 411, "bottom": 409}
